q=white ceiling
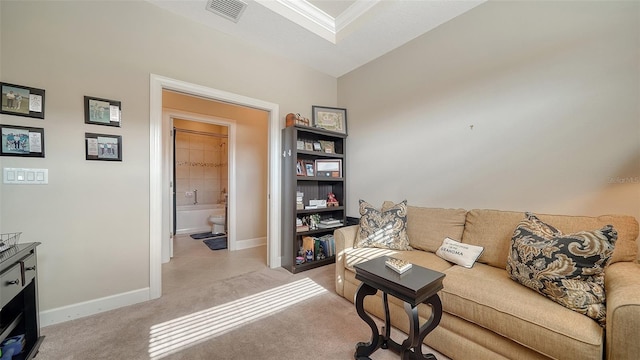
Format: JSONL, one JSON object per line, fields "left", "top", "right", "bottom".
{"left": 148, "top": 0, "right": 485, "bottom": 77}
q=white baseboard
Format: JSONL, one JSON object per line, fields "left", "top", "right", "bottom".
{"left": 40, "top": 238, "right": 266, "bottom": 327}
{"left": 235, "top": 236, "right": 266, "bottom": 250}
{"left": 175, "top": 226, "right": 210, "bottom": 235}
{"left": 40, "top": 288, "right": 150, "bottom": 327}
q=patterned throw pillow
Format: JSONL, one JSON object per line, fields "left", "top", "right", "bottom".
{"left": 506, "top": 213, "right": 617, "bottom": 326}
{"left": 354, "top": 200, "right": 412, "bottom": 251}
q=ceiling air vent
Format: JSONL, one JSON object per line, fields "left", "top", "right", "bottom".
{"left": 205, "top": 0, "right": 248, "bottom": 23}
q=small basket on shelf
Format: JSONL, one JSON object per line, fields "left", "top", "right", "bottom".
{"left": 0, "top": 232, "right": 22, "bottom": 253}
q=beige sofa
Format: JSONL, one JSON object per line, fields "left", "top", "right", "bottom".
{"left": 334, "top": 204, "right": 640, "bottom": 360}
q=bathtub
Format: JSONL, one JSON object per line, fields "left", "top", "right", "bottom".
{"left": 176, "top": 203, "right": 225, "bottom": 235}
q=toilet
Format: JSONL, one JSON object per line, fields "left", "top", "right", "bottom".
{"left": 208, "top": 214, "right": 225, "bottom": 235}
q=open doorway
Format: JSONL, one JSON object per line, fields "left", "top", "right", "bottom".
{"left": 149, "top": 74, "right": 282, "bottom": 300}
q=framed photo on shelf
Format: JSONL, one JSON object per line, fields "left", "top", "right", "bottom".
{"left": 0, "top": 124, "right": 45, "bottom": 157}
{"left": 304, "top": 141, "right": 313, "bottom": 151}
{"left": 84, "top": 96, "right": 121, "bottom": 127}
{"left": 315, "top": 159, "right": 342, "bottom": 178}
{"left": 0, "top": 82, "right": 45, "bottom": 119}
{"left": 296, "top": 160, "right": 305, "bottom": 176}
{"left": 304, "top": 161, "right": 315, "bottom": 177}
{"left": 85, "top": 132, "right": 122, "bottom": 161}
{"left": 312, "top": 105, "right": 347, "bottom": 135}
{"left": 319, "top": 140, "right": 334, "bottom": 154}
{"left": 313, "top": 141, "right": 322, "bottom": 151}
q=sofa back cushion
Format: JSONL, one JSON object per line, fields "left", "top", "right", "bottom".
{"left": 383, "top": 201, "right": 467, "bottom": 252}
{"left": 462, "top": 209, "right": 639, "bottom": 269}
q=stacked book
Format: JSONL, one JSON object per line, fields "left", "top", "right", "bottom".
{"left": 296, "top": 191, "right": 304, "bottom": 210}
{"left": 317, "top": 218, "right": 343, "bottom": 229}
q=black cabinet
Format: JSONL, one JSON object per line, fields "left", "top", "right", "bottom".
{"left": 0, "top": 243, "right": 43, "bottom": 360}
{"left": 281, "top": 125, "right": 347, "bottom": 273}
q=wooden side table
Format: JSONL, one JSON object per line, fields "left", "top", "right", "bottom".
{"left": 354, "top": 256, "right": 445, "bottom": 360}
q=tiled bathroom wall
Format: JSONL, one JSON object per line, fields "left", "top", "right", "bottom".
{"left": 175, "top": 130, "right": 228, "bottom": 207}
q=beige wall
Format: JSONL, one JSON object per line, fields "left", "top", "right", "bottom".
{"left": 339, "top": 2, "right": 640, "bottom": 226}
{"left": 166, "top": 92, "right": 268, "bottom": 241}
{"left": 0, "top": 0, "right": 336, "bottom": 313}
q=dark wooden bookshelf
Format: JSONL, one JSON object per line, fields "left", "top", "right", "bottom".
{"left": 281, "top": 125, "right": 347, "bottom": 273}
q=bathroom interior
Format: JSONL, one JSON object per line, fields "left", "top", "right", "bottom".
{"left": 173, "top": 118, "right": 229, "bottom": 246}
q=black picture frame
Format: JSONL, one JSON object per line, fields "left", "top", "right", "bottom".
{"left": 85, "top": 132, "right": 122, "bottom": 161}
{"left": 312, "top": 105, "right": 347, "bottom": 135}
{"left": 0, "top": 124, "right": 45, "bottom": 157}
{"left": 0, "top": 82, "right": 45, "bottom": 119}
{"left": 84, "top": 96, "right": 121, "bottom": 127}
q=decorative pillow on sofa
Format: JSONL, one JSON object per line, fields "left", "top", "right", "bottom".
{"left": 506, "top": 212, "right": 617, "bottom": 326}
{"left": 436, "top": 237, "right": 484, "bottom": 268}
{"left": 354, "top": 200, "right": 412, "bottom": 251}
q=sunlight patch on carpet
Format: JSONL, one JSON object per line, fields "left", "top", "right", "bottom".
{"left": 148, "top": 277, "right": 328, "bottom": 359}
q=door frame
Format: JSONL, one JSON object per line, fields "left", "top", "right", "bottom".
{"left": 163, "top": 110, "right": 236, "bottom": 262}
{"left": 149, "top": 74, "right": 281, "bottom": 299}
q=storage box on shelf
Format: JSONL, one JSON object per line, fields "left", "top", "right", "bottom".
{"left": 282, "top": 125, "right": 347, "bottom": 273}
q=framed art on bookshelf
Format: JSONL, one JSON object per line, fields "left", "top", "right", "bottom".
{"left": 312, "top": 105, "right": 347, "bottom": 135}
{"left": 315, "top": 159, "right": 342, "bottom": 178}
{"left": 296, "top": 160, "right": 305, "bottom": 176}
{"left": 304, "top": 161, "right": 315, "bottom": 177}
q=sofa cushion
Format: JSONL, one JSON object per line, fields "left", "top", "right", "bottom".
{"left": 355, "top": 200, "right": 412, "bottom": 250}
{"left": 436, "top": 237, "right": 484, "bottom": 268}
{"left": 382, "top": 201, "right": 467, "bottom": 252}
{"left": 461, "top": 209, "right": 638, "bottom": 269}
{"left": 441, "top": 263, "right": 604, "bottom": 360}
{"left": 506, "top": 213, "right": 617, "bottom": 326}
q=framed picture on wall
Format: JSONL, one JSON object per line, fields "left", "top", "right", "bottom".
{"left": 0, "top": 124, "right": 45, "bottom": 157}
{"left": 0, "top": 82, "right": 45, "bottom": 119}
{"left": 84, "top": 96, "right": 121, "bottom": 127}
{"left": 312, "top": 105, "right": 347, "bottom": 135}
{"left": 85, "top": 132, "right": 122, "bottom": 161}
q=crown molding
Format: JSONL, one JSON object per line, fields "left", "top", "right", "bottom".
{"left": 255, "top": 0, "right": 381, "bottom": 44}
{"left": 256, "top": 0, "right": 336, "bottom": 43}
{"left": 335, "top": 0, "right": 380, "bottom": 33}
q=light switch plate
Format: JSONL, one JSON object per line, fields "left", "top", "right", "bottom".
{"left": 3, "top": 168, "right": 48, "bottom": 184}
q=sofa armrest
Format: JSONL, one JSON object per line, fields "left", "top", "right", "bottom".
{"left": 606, "top": 261, "right": 640, "bottom": 360}
{"left": 334, "top": 225, "right": 358, "bottom": 296}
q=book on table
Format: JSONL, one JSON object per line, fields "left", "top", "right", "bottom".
{"left": 385, "top": 258, "right": 412, "bottom": 274}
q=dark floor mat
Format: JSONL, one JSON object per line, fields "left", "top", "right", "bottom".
{"left": 190, "top": 232, "right": 224, "bottom": 240}
{"left": 203, "top": 237, "right": 227, "bottom": 250}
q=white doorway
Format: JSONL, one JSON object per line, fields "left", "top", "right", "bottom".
{"left": 163, "top": 110, "right": 236, "bottom": 262}
{"left": 149, "top": 74, "right": 281, "bottom": 299}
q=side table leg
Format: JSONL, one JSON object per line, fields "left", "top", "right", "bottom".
{"left": 381, "top": 292, "right": 391, "bottom": 349}
{"left": 354, "top": 282, "right": 381, "bottom": 360}
{"left": 402, "top": 294, "right": 443, "bottom": 360}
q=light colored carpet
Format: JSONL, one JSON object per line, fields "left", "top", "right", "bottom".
{"left": 38, "top": 264, "right": 447, "bottom": 359}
